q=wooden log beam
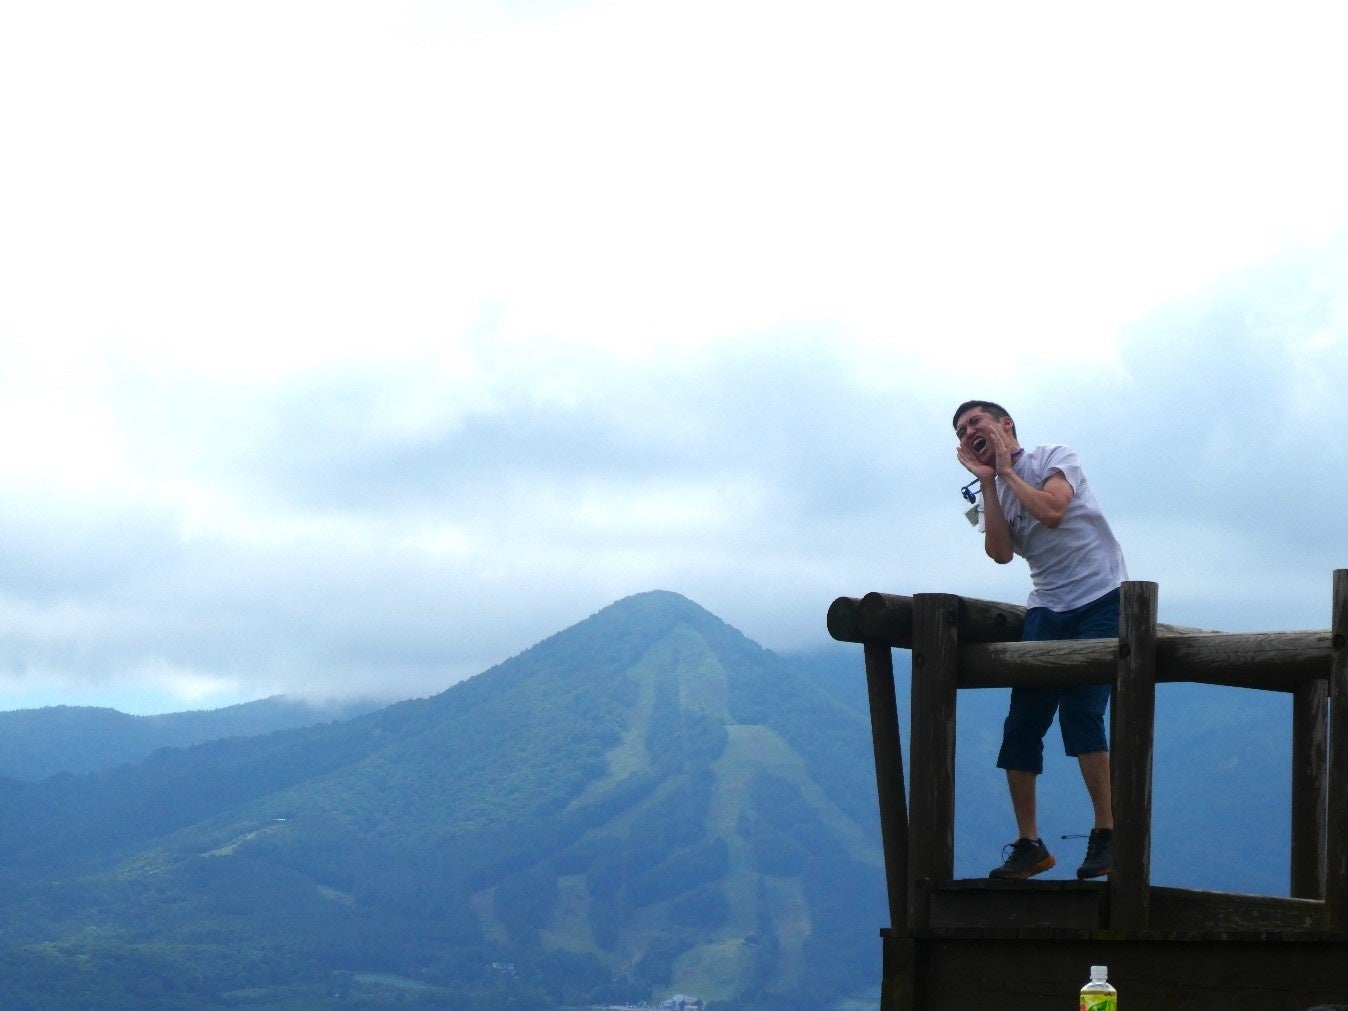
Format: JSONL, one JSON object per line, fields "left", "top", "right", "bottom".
{"left": 958, "top": 638, "right": 1115, "bottom": 689}
{"left": 956, "top": 630, "right": 1332, "bottom": 692}
{"left": 855, "top": 591, "right": 1024, "bottom": 646}
{"left": 856, "top": 592, "right": 916, "bottom": 645}
{"left": 1159, "top": 631, "right": 1332, "bottom": 689}
{"left": 839, "top": 591, "right": 1216, "bottom": 648}
{"left": 826, "top": 595, "right": 862, "bottom": 644}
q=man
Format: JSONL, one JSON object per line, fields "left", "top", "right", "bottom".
{"left": 953, "top": 400, "right": 1127, "bottom": 880}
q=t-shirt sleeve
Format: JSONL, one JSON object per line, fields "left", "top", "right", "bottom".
{"left": 1039, "top": 445, "right": 1083, "bottom": 493}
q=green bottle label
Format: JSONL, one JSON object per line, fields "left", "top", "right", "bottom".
{"left": 1080, "top": 997, "right": 1116, "bottom": 1011}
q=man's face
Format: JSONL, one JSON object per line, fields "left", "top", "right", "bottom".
{"left": 954, "top": 408, "right": 1010, "bottom": 466}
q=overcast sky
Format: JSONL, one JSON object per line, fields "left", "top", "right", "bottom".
{"left": 1, "top": 1, "right": 1345, "bottom": 714}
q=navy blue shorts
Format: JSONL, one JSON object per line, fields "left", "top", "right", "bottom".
{"left": 996, "top": 587, "right": 1119, "bottom": 774}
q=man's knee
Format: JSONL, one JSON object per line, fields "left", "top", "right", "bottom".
{"left": 1059, "top": 685, "right": 1110, "bottom": 755}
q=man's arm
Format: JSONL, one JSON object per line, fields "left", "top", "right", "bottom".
{"left": 956, "top": 434, "right": 1016, "bottom": 563}
{"left": 999, "top": 469, "right": 1074, "bottom": 528}
{"left": 979, "top": 474, "right": 1015, "bottom": 564}
{"left": 986, "top": 424, "right": 1074, "bottom": 529}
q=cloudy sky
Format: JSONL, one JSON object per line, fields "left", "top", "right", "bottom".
{"left": 1, "top": 0, "right": 1345, "bottom": 714}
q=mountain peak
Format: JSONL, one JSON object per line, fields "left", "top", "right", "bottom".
{"left": 525, "top": 589, "right": 767, "bottom": 682}
{"left": 593, "top": 588, "right": 713, "bottom": 620}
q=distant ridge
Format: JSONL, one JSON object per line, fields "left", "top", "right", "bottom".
{"left": 0, "top": 695, "right": 382, "bottom": 781}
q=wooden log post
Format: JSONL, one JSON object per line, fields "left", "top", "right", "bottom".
{"left": 878, "top": 931, "right": 915, "bottom": 1011}
{"left": 1291, "top": 669, "right": 1328, "bottom": 899}
{"left": 1327, "top": 569, "right": 1348, "bottom": 929}
{"left": 908, "top": 593, "right": 960, "bottom": 929}
{"left": 863, "top": 641, "right": 910, "bottom": 932}
{"left": 1110, "top": 580, "right": 1158, "bottom": 931}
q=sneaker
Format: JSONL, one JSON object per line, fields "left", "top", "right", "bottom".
{"left": 1076, "top": 828, "right": 1114, "bottom": 879}
{"left": 988, "top": 838, "right": 1055, "bottom": 879}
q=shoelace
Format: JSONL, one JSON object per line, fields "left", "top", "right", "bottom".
{"left": 1062, "top": 832, "right": 1109, "bottom": 857}
{"left": 1002, "top": 838, "right": 1040, "bottom": 860}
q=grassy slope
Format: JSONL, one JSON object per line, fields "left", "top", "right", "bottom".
{"left": 513, "top": 619, "right": 882, "bottom": 1004}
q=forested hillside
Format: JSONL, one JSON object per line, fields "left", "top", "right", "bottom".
{"left": 0, "top": 591, "right": 1291, "bottom": 1009}
{"left": 0, "top": 591, "right": 883, "bottom": 1009}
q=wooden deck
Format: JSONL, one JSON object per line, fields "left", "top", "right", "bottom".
{"left": 829, "top": 571, "right": 1348, "bottom": 1011}
{"left": 882, "top": 924, "right": 1348, "bottom": 1010}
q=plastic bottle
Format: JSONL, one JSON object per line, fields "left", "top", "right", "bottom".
{"left": 1079, "top": 965, "right": 1117, "bottom": 1011}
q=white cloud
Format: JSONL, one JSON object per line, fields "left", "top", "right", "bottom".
{"left": 0, "top": 1, "right": 1345, "bottom": 710}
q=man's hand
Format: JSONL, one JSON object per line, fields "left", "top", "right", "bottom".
{"left": 956, "top": 416, "right": 1012, "bottom": 481}
{"left": 985, "top": 422, "right": 1018, "bottom": 477}
{"left": 956, "top": 441, "right": 994, "bottom": 481}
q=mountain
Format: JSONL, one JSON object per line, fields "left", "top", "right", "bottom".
{"left": 0, "top": 590, "right": 1291, "bottom": 1009}
{"left": 0, "top": 696, "right": 383, "bottom": 781}
{"left": 0, "top": 591, "right": 884, "bottom": 1009}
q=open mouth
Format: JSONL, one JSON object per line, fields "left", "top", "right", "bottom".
{"left": 972, "top": 436, "right": 987, "bottom": 454}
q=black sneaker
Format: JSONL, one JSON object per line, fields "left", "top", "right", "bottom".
{"left": 1076, "top": 828, "right": 1113, "bottom": 879}
{"left": 989, "top": 838, "right": 1055, "bottom": 879}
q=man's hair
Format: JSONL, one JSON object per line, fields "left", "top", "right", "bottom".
{"left": 952, "top": 400, "right": 1017, "bottom": 437}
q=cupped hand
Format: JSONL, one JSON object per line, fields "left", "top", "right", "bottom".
{"left": 956, "top": 443, "right": 994, "bottom": 480}
{"left": 985, "top": 423, "right": 1016, "bottom": 476}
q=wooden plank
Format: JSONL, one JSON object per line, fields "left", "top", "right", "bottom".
{"left": 908, "top": 594, "right": 960, "bottom": 929}
{"left": 919, "top": 880, "right": 1328, "bottom": 933}
{"left": 1291, "top": 673, "right": 1328, "bottom": 898}
{"left": 1111, "top": 580, "right": 1157, "bottom": 930}
{"left": 1327, "top": 568, "right": 1348, "bottom": 929}
{"left": 864, "top": 641, "right": 909, "bottom": 932}
{"left": 927, "top": 881, "right": 1103, "bottom": 930}
{"left": 910, "top": 933, "right": 1348, "bottom": 1011}
{"left": 957, "top": 630, "right": 1330, "bottom": 692}
{"left": 1150, "top": 886, "right": 1326, "bottom": 932}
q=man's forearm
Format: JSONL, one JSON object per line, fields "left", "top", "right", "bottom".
{"left": 998, "top": 468, "right": 1070, "bottom": 529}
{"left": 980, "top": 477, "right": 1014, "bottom": 563}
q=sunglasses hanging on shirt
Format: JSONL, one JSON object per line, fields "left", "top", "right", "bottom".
{"left": 961, "top": 479, "right": 981, "bottom": 527}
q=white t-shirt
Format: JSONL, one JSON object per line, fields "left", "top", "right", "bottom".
{"left": 982, "top": 444, "right": 1128, "bottom": 611}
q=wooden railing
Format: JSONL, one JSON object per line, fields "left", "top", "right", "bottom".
{"left": 827, "top": 569, "right": 1348, "bottom": 934}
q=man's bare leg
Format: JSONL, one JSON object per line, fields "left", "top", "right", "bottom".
{"left": 989, "top": 768, "right": 1056, "bottom": 878}
{"left": 1077, "top": 750, "right": 1113, "bottom": 829}
{"left": 1007, "top": 769, "right": 1039, "bottom": 840}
